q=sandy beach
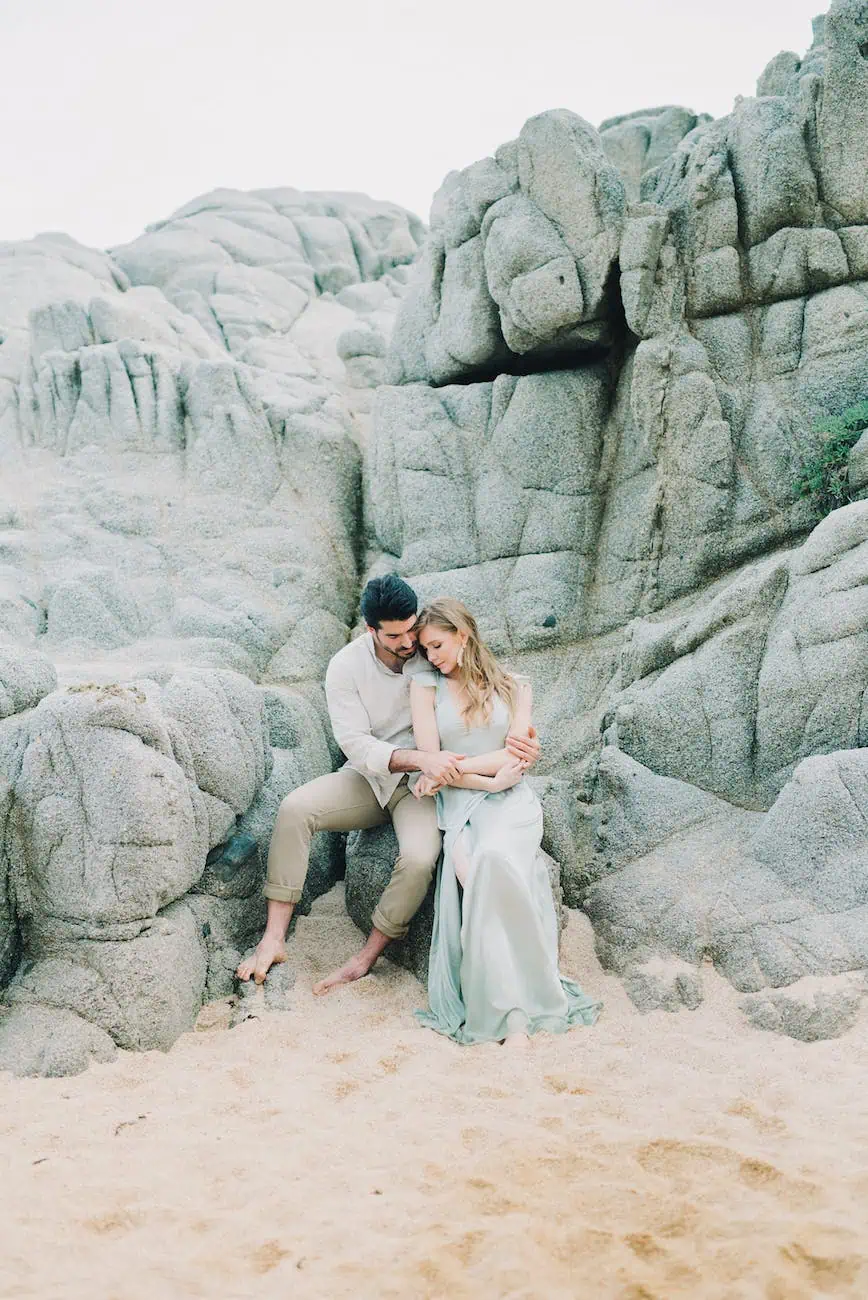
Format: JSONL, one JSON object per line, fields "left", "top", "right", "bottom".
{"left": 2, "top": 885, "right": 867, "bottom": 1300}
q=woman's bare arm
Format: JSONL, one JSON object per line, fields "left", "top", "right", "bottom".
{"left": 508, "top": 680, "right": 533, "bottom": 739}
{"left": 403, "top": 682, "right": 465, "bottom": 785}
{"left": 411, "top": 683, "right": 525, "bottom": 795}
{"left": 415, "top": 763, "right": 526, "bottom": 797}
{"left": 410, "top": 680, "right": 441, "bottom": 754}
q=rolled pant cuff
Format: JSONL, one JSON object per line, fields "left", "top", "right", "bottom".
{"left": 371, "top": 907, "right": 409, "bottom": 941}
{"left": 263, "top": 883, "right": 303, "bottom": 904}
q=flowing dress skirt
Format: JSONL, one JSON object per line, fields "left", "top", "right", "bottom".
{"left": 416, "top": 782, "right": 601, "bottom": 1044}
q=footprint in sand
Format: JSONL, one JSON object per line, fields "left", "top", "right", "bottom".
{"left": 726, "top": 1097, "right": 788, "bottom": 1136}
{"left": 447, "top": 1229, "right": 485, "bottom": 1267}
{"left": 83, "top": 1209, "right": 141, "bottom": 1235}
{"left": 464, "top": 1176, "right": 521, "bottom": 1215}
{"left": 250, "top": 1240, "right": 291, "bottom": 1275}
{"left": 780, "top": 1236, "right": 863, "bottom": 1291}
{"left": 625, "top": 1231, "right": 668, "bottom": 1261}
{"left": 378, "top": 1043, "right": 414, "bottom": 1074}
{"left": 461, "top": 1126, "right": 486, "bottom": 1151}
{"left": 544, "top": 1073, "right": 591, "bottom": 1096}
{"left": 636, "top": 1139, "right": 820, "bottom": 1210}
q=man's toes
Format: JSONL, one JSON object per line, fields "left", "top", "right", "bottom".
{"left": 313, "top": 971, "right": 342, "bottom": 995}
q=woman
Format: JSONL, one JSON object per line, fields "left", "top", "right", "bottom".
{"left": 409, "top": 598, "right": 601, "bottom": 1048}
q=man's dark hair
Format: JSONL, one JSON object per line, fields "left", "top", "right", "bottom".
{"left": 360, "top": 574, "right": 418, "bottom": 629}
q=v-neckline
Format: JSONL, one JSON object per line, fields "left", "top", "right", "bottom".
{"left": 441, "top": 676, "right": 470, "bottom": 722}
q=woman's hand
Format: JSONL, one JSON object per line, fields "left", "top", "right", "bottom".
{"left": 420, "top": 750, "right": 466, "bottom": 785}
{"left": 413, "top": 774, "right": 442, "bottom": 799}
{"left": 489, "top": 757, "right": 527, "bottom": 792}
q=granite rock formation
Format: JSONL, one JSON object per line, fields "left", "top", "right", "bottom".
{"left": 3, "top": 3, "right": 868, "bottom": 1073}
{"left": 366, "top": 0, "right": 868, "bottom": 1039}
{"left": 0, "top": 192, "right": 422, "bottom": 1073}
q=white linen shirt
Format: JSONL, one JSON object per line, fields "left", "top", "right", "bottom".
{"left": 324, "top": 632, "right": 424, "bottom": 807}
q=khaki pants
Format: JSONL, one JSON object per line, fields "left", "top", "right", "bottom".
{"left": 264, "top": 768, "right": 442, "bottom": 940}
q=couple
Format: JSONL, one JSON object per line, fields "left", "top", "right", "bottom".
{"left": 237, "top": 575, "right": 600, "bottom": 1046}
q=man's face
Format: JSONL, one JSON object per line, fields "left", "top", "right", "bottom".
{"left": 368, "top": 615, "right": 418, "bottom": 661}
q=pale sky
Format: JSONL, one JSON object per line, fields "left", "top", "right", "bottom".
{"left": 2, "top": 0, "right": 823, "bottom": 250}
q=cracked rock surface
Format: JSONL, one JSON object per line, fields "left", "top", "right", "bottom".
{"left": 0, "top": 191, "right": 422, "bottom": 1074}
{"left": 4, "top": 3, "right": 868, "bottom": 1071}
{"left": 364, "top": 0, "right": 868, "bottom": 1041}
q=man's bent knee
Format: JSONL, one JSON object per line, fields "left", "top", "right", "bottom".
{"left": 372, "top": 856, "right": 438, "bottom": 940}
{"left": 275, "top": 787, "right": 313, "bottom": 832}
{"left": 400, "top": 854, "right": 439, "bottom": 883}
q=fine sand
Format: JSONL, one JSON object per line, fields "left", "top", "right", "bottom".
{"left": 2, "top": 886, "right": 867, "bottom": 1300}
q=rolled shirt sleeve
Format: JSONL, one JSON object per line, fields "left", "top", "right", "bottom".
{"left": 325, "top": 659, "right": 397, "bottom": 779}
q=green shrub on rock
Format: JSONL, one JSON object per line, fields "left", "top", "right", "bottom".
{"left": 795, "top": 399, "right": 868, "bottom": 517}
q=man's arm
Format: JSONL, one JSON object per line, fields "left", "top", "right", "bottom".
{"left": 325, "top": 663, "right": 464, "bottom": 786}
{"left": 325, "top": 662, "right": 397, "bottom": 780}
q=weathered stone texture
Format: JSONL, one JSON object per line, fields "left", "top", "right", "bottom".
{"left": 360, "top": 6, "right": 868, "bottom": 1039}
{"left": 0, "top": 189, "right": 423, "bottom": 1074}
{"left": 6, "top": 6, "right": 868, "bottom": 1067}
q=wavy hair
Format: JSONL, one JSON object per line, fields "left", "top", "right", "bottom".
{"left": 416, "top": 598, "right": 517, "bottom": 726}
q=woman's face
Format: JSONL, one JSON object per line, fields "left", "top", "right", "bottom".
{"left": 418, "top": 623, "right": 465, "bottom": 675}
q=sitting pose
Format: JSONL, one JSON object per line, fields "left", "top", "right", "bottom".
{"left": 236, "top": 575, "right": 540, "bottom": 991}
{"left": 410, "top": 599, "right": 601, "bottom": 1047}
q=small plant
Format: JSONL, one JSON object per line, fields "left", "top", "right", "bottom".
{"left": 795, "top": 398, "right": 868, "bottom": 517}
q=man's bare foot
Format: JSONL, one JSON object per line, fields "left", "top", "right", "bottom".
{"left": 503, "top": 1032, "right": 530, "bottom": 1051}
{"left": 312, "top": 954, "right": 375, "bottom": 996}
{"left": 236, "top": 936, "right": 287, "bottom": 984}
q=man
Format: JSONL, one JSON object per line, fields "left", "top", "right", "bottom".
{"left": 236, "top": 575, "right": 540, "bottom": 991}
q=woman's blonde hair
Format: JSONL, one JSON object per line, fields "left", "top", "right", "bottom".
{"left": 416, "top": 598, "right": 517, "bottom": 726}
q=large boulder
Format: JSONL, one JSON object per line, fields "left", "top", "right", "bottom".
{"left": 387, "top": 109, "right": 626, "bottom": 386}
{"left": 365, "top": 13, "right": 868, "bottom": 1041}
{"left": 0, "top": 187, "right": 426, "bottom": 693}
{"left": 581, "top": 746, "right": 868, "bottom": 1037}
{"left": 0, "top": 187, "right": 424, "bottom": 1075}
{"left": 604, "top": 501, "right": 868, "bottom": 807}
{"left": 0, "top": 671, "right": 334, "bottom": 1075}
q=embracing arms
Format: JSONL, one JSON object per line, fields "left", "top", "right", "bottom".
{"left": 387, "top": 742, "right": 465, "bottom": 784}
{"left": 409, "top": 679, "right": 539, "bottom": 796}
{"left": 452, "top": 679, "right": 538, "bottom": 777}
{"left": 325, "top": 658, "right": 465, "bottom": 786}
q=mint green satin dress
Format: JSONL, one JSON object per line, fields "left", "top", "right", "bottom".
{"left": 413, "top": 671, "right": 601, "bottom": 1045}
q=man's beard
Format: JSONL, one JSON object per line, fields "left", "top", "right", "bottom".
{"left": 376, "top": 637, "right": 416, "bottom": 660}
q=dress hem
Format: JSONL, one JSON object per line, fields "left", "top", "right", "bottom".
{"left": 414, "top": 992, "right": 603, "bottom": 1046}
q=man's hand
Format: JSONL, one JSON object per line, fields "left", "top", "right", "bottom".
{"left": 420, "top": 750, "right": 466, "bottom": 786}
{"left": 506, "top": 724, "right": 541, "bottom": 769}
